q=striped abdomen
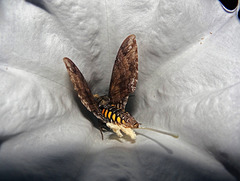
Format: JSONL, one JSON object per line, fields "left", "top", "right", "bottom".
{"left": 99, "top": 105, "right": 139, "bottom": 128}
{"left": 100, "top": 105, "right": 126, "bottom": 125}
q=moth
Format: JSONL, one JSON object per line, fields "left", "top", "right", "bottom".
{"left": 63, "top": 34, "right": 178, "bottom": 140}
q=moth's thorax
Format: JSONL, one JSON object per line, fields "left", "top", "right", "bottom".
{"left": 100, "top": 104, "right": 139, "bottom": 129}
{"left": 93, "top": 94, "right": 110, "bottom": 106}
{"left": 94, "top": 94, "right": 126, "bottom": 109}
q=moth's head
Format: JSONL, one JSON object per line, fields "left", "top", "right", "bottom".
{"left": 123, "top": 113, "right": 139, "bottom": 129}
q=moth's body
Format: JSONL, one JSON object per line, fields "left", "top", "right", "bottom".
{"left": 100, "top": 104, "right": 130, "bottom": 126}
{"left": 94, "top": 94, "right": 139, "bottom": 128}
{"left": 94, "top": 94, "right": 139, "bottom": 139}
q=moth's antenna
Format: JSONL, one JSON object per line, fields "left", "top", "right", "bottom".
{"left": 135, "top": 127, "right": 179, "bottom": 138}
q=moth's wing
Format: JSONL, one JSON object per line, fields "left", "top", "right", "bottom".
{"left": 63, "top": 57, "right": 102, "bottom": 120}
{"left": 108, "top": 34, "right": 138, "bottom": 109}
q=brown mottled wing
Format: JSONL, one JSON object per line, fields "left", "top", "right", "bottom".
{"left": 63, "top": 57, "right": 102, "bottom": 120}
{"left": 108, "top": 34, "right": 138, "bottom": 109}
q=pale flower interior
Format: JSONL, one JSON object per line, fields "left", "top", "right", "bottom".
{"left": 0, "top": 1, "right": 239, "bottom": 180}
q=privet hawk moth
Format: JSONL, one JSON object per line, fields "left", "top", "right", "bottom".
{"left": 63, "top": 34, "right": 178, "bottom": 140}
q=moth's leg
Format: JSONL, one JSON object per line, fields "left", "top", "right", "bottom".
{"left": 99, "top": 127, "right": 104, "bottom": 140}
{"left": 98, "top": 120, "right": 109, "bottom": 140}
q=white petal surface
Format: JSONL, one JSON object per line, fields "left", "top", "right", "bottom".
{"left": 0, "top": 0, "right": 239, "bottom": 180}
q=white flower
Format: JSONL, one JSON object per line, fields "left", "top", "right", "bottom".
{"left": 0, "top": 0, "right": 239, "bottom": 180}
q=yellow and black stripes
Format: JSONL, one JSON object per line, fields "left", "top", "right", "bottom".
{"left": 100, "top": 105, "right": 126, "bottom": 125}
